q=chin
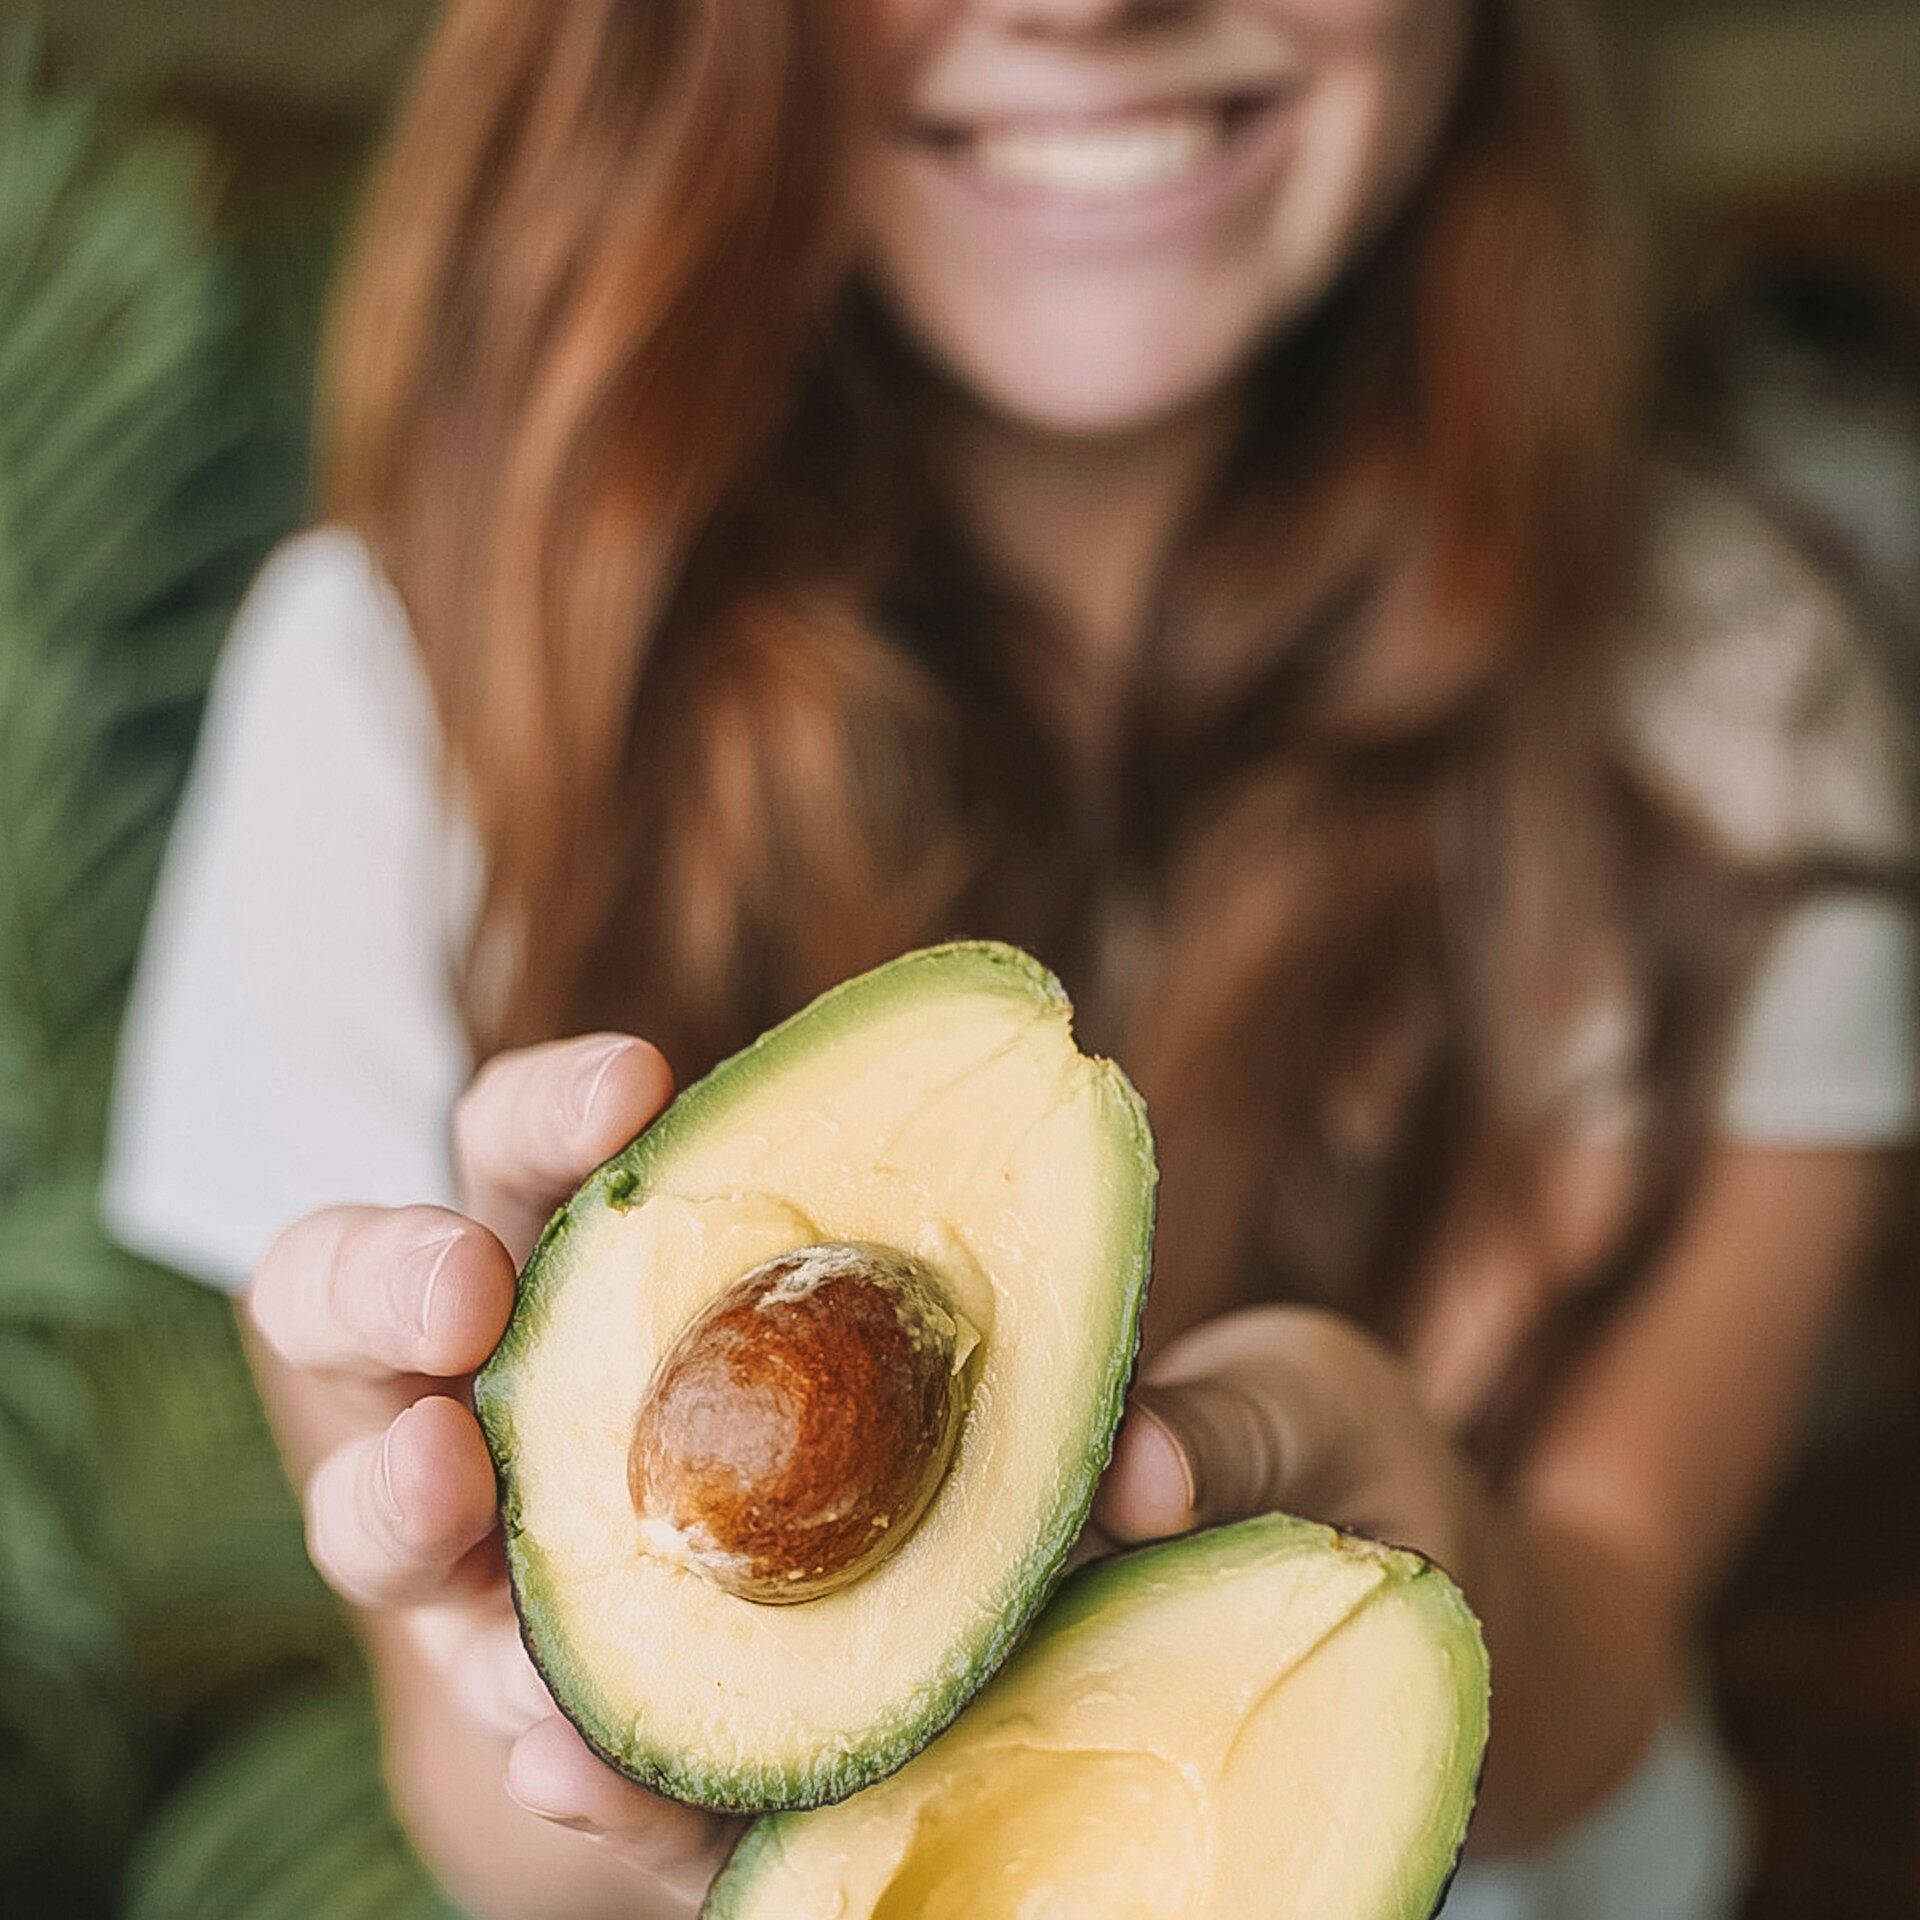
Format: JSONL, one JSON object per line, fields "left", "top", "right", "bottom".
{"left": 934, "top": 307, "right": 1258, "bottom": 441}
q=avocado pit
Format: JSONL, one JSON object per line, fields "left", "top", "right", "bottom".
{"left": 628, "top": 1242, "right": 973, "bottom": 1603}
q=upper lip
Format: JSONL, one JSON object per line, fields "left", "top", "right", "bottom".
{"left": 906, "top": 79, "right": 1304, "bottom": 142}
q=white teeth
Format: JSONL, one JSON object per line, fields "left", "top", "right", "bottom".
{"left": 969, "top": 111, "right": 1224, "bottom": 197}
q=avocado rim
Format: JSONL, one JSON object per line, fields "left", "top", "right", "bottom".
{"left": 474, "top": 941, "right": 1159, "bottom": 1812}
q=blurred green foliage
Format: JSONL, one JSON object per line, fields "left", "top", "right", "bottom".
{"left": 0, "top": 44, "right": 448, "bottom": 1919}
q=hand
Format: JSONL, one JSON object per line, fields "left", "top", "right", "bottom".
{"left": 1094, "top": 1305, "right": 1502, "bottom": 1600}
{"left": 247, "top": 1035, "right": 739, "bottom": 1912}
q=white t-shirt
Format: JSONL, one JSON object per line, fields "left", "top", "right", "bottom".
{"left": 102, "top": 499, "right": 1919, "bottom": 1287}
{"left": 100, "top": 491, "right": 1916, "bottom": 1920}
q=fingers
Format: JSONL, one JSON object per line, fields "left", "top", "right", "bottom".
{"left": 305, "top": 1396, "right": 499, "bottom": 1607}
{"left": 455, "top": 1035, "right": 676, "bottom": 1259}
{"left": 1096, "top": 1378, "right": 1289, "bottom": 1543}
{"left": 1096, "top": 1309, "right": 1313, "bottom": 1544}
{"left": 250, "top": 1205, "right": 516, "bottom": 1381}
{"left": 1096, "top": 1306, "right": 1481, "bottom": 1576}
{"left": 506, "top": 1717, "right": 737, "bottom": 1902}
{"left": 1094, "top": 1308, "right": 1397, "bottom": 1544}
{"left": 409, "top": 1600, "right": 555, "bottom": 1738}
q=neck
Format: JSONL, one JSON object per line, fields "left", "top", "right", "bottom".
{"left": 940, "top": 394, "right": 1240, "bottom": 678}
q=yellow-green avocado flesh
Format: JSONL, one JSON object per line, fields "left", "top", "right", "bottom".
{"left": 474, "top": 942, "right": 1156, "bottom": 1811}
{"left": 704, "top": 1515, "right": 1490, "bottom": 1920}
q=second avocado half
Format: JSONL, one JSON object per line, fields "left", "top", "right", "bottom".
{"left": 475, "top": 942, "right": 1156, "bottom": 1811}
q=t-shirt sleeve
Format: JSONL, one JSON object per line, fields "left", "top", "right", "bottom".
{"left": 100, "top": 529, "right": 478, "bottom": 1289}
{"left": 1718, "top": 893, "right": 1918, "bottom": 1145}
{"left": 1625, "top": 474, "right": 1920, "bottom": 1149}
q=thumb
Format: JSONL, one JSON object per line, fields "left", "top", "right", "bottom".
{"left": 1095, "top": 1378, "right": 1292, "bottom": 1544}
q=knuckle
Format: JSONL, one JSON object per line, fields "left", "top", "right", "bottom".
{"left": 326, "top": 1208, "right": 427, "bottom": 1333}
{"left": 300, "top": 1451, "right": 364, "bottom": 1598}
{"left": 301, "top": 1512, "right": 339, "bottom": 1592}
{"left": 246, "top": 1208, "right": 349, "bottom": 1358}
{"left": 317, "top": 1214, "right": 364, "bottom": 1344}
{"left": 1272, "top": 1304, "right": 1396, "bottom": 1380}
{"left": 411, "top": 1221, "right": 511, "bottom": 1372}
{"left": 452, "top": 1054, "right": 512, "bottom": 1167}
{"left": 1276, "top": 1302, "right": 1361, "bottom": 1352}
{"left": 386, "top": 1398, "right": 493, "bottom": 1552}
{"left": 242, "top": 1250, "right": 290, "bottom": 1350}
{"left": 554, "top": 1033, "right": 667, "bottom": 1138}
{"left": 246, "top": 1214, "right": 311, "bottom": 1326}
{"left": 379, "top": 1405, "right": 448, "bottom": 1552}
{"left": 304, "top": 1516, "right": 355, "bottom": 1601}
{"left": 299, "top": 1402, "right": 495, "bottom": 1611}
{"left": 349, "top": 1207, "right": 474, "bottom": 1367}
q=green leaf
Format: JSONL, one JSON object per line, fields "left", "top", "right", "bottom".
{"left": 126, "top": 1688, "right": 448, "bottom": 1920}
{"left": 74, "top": 1269, "right": 356, "bottom": 1710}
{"left": 0, "top": 83, "right": 297, "bottom": 1174}
{"left": 0, "top": 60, "right": 342, "bottom": 1905}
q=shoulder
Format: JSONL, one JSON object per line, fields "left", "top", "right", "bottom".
{"left": 102, "top": 529, "right": 474, "bottom": 1284}
{"left": 195, "top": 524, "right": 478, "bottom": 941}
{"left": 216, "top": 525, "right": 432, "bottom": 760}
{"left": 244, "top": 522, "right": 391, "bottom": 619}
{"left": 1619, "top": 466, "right": 1917, "bottom": 866}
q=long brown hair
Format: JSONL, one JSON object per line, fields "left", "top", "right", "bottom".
{"left": 327, "top": 0, "right": 1792, "bottom": 1448}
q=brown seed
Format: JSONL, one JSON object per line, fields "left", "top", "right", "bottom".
{"left": 628, "top": 1242, "right": 972, "bottom": 1604}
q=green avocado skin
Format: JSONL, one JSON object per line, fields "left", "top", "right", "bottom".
{"left": 473, "top": 941, "right": 1158, "bottom": 1815}
{"left": 702, "top": 1515, "right": 1492, "bottom": 1920}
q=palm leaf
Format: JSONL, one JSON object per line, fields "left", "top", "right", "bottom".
{"left": 75, "top": 1271, "right": 355, "bottom": 1709}
{"left": 0, "top": 52, "right": 432, "bottom": 1915}
{"left": 0, "top": 43, "right": 445, "bottom": 1916}
{"left": 0, "top": 81, "right": 295, "bottom": 1173}
{"left": 126, "top": 1688, "right": 452, "bottom": 1920}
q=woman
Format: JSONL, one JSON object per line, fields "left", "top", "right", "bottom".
{"left": 105, "top": 1, "right": 1916, "bottom": 1916}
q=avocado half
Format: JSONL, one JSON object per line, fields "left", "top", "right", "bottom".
{"left": 705, "top": 1516, "right": 1491, "bottom": 1920}
{"left": 475, "top": 941, "right": 1156, "bottom": 1811}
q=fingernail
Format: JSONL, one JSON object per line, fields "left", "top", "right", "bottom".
{"left": 504, "top": 1728, "right": 589, "bottom": 1823}
{"left": 1128, "top": 1387, "right": 1200, "bottom": 1523}
{"left": 399, "top": 1227, "right": 464, "bottom": 1349}
{"left": 506, "top": 1791, "right": 592, "bottom": 1831}
{"left": 374, "top": 1407, "right": 411, "bottom": 1534}
{"left": 571, "top": 1039, "right": 636, "bottom": 1134}
{"left": 503, "top": 1775, "right": 588, "bottom": 1826}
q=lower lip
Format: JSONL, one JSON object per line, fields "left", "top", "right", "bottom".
{"left": 898, "top": 93, "right": 1303, "bottom": 261}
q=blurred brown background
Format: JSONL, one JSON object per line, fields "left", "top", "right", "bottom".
{"left": 37, "top": 0, "right": 1920, "bottom": 654}
{"left": 32, "top": 1, "right": 1920, "bottom": 285}
{"left": 17, "top": 3, "right": 1920, "bottom": 1916}
{"left": 34, "top": 1, "right": 1920, "bottom": 283}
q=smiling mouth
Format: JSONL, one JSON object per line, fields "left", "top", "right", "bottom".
{"left": 913, "top": 90, "right": 1296, "bottom": 202}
